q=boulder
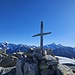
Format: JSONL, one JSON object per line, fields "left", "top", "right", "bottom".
{"left": 3, "top": 67, "right": 16, "bottom": 75}
{"left": 43, "top": 55, "right": 57, "bottom": 61}
{"left": 13, "top": 52, "right": 24, "bottom": 58}
{"left": 32, "top": 49, "right": 43, "bottom": 60}
{"left": 0, "top": 66, "right": 16, "bottom": 75}
{"left": 41, "top": 69, "right": 54, "bottom": 75}
{"left": 24, "top": 53, "right": 32, "bottom": 58}
{"left": 46, "top": 49, "right": 55, "bottom": 56}
{"left": 39, "top": 63, "right": 49, "bottom": 70}
{"left": 33, "top": 56, "right": 38, "bottom": 64}
{"left": 57, "top": 64, "right": 74, "bottom": 75}
{"left": 0, "top": 55, "right": 17, "bottom": 67}
{"left": 16, "top": 60, "right": 23, "bottom": 75}
{"left": 24, "top": 63, "right": 38, "bottom": 75}
{"left": 42, "top": 50, "right": 47, "bottom": 56}
{"left": 47, "top": 60, "right": 58, "bottom": 66}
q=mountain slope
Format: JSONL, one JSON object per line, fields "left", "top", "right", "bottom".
{"left": 44, "top": 43, "right": 75, "bottom": 58}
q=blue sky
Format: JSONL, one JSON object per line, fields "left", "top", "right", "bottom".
{"left": 0, "top": 0, "right": 75, "bottom": 47}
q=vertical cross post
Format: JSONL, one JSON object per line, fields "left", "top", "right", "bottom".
{"left": 40, "top": 21, "right": 43, "bottom": 51}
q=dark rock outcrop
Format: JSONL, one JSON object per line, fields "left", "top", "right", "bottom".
{"left": 0, "top": 53, "right": 17, "bottom": 67}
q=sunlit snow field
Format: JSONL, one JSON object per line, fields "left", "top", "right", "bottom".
{"left": 56, "top": 56, "right": 75, "bottom": 64}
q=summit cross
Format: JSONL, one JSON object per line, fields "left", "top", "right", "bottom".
{"left": 32, "top": 21, "right": 52, "bottom": 51}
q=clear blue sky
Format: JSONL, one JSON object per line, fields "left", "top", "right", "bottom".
{"left": 0, "top": 0, "right": 75, "bottom": 47}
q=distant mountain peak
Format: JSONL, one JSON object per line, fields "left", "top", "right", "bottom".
{"left": 51, "top": 43, "right": 56, "bottom": 45}
{"left": 4, "top": 41, "right": 9, "bottom": 44}
{"left": 58, "top": 44, "right": 63, "bottom": 47}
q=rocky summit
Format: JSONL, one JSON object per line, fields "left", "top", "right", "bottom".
{"left": 0, "top": 48, "right": 75, "bottom": 75}
{"left": 15, "top": 48, "right": 74, "bottom": 75}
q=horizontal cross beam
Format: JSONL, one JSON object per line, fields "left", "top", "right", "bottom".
{"left": 32, "top": 32, "right": 52, "bottom": 37}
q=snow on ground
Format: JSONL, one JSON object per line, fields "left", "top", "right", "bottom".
{"left": 55, "top": 56, "right": 75, "bottom": 64}
{"left": 0, "top": 66, "right": 16, "bottom": 74}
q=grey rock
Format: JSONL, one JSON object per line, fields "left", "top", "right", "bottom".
{"left": 41, "top": 69, "right": 54, "bottom": 75}
{"left": 46, "top": 49, "right": 55, "bottom": 56}
{"left": 0, "top": 66, "right": 16, "bottom": 75}
{"left": 40, "top": 60, "right": 46, "bottom": 64}
{"left": 57, "top": 64, "right": 74, "bottom": 75}
{"left": 24, "top": 63, "right": 38, "bottom": 75}
{"left": 3, "top": 68, "right": 16, "bottom": 75}
{"left": 16, "top": 60, "right": 23, "bottom": 75}
{"left": 43, "top": 55, "right": 57, "bottom": 61}
{"left": 0, "top": 48, "right": 6, "bottom": 54}
{"left": 63, "top": 64, "right": 75, "bottom": 73}
{"left": 33, "top": 56, "right": 38, "bottom": 64}
{"left": 47, "top": 60, "right": 58, "bottom": 66}
{"left": 0, "top": 55, "right": 17, "bottom": 67}
{"left": 42, "top": 50, "right": 47, "bottom": 56}
{"left": 32, "top": 49, "right": 43, "bottom": 60}
{"left": 13, "top": 52, "right": 24, "bottom": 58}
{"left": 52, "top": 65, "right": 57, "bottom": 71}
{"left": 39, "top": 63, "right": 49, "bottom": 70}
{"left": 0, "top": 69, "right": 3, "bottom": 75}
{"left": 24, "top": 52, "right": 32, "bottom": 58}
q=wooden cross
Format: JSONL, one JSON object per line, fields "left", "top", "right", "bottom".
{"left": 32, "top": 21, "right": 52, "bottom": 51}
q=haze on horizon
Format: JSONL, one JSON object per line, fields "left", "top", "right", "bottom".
{"left": 0, "top": 0, "right": 75, "bottom": 47}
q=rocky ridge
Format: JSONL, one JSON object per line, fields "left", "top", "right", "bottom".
{"left": 15, "top": 48, "right": 74, "bottom": 75}
{"left": 0, "top": 48, "right": 75, "bottom": 75}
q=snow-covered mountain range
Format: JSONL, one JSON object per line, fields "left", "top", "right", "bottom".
{"left": 0, "top": 42, "right": 75, "bottom": 58}
{"left": 44, "top": 43, "right": 75, "bottom": 58}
